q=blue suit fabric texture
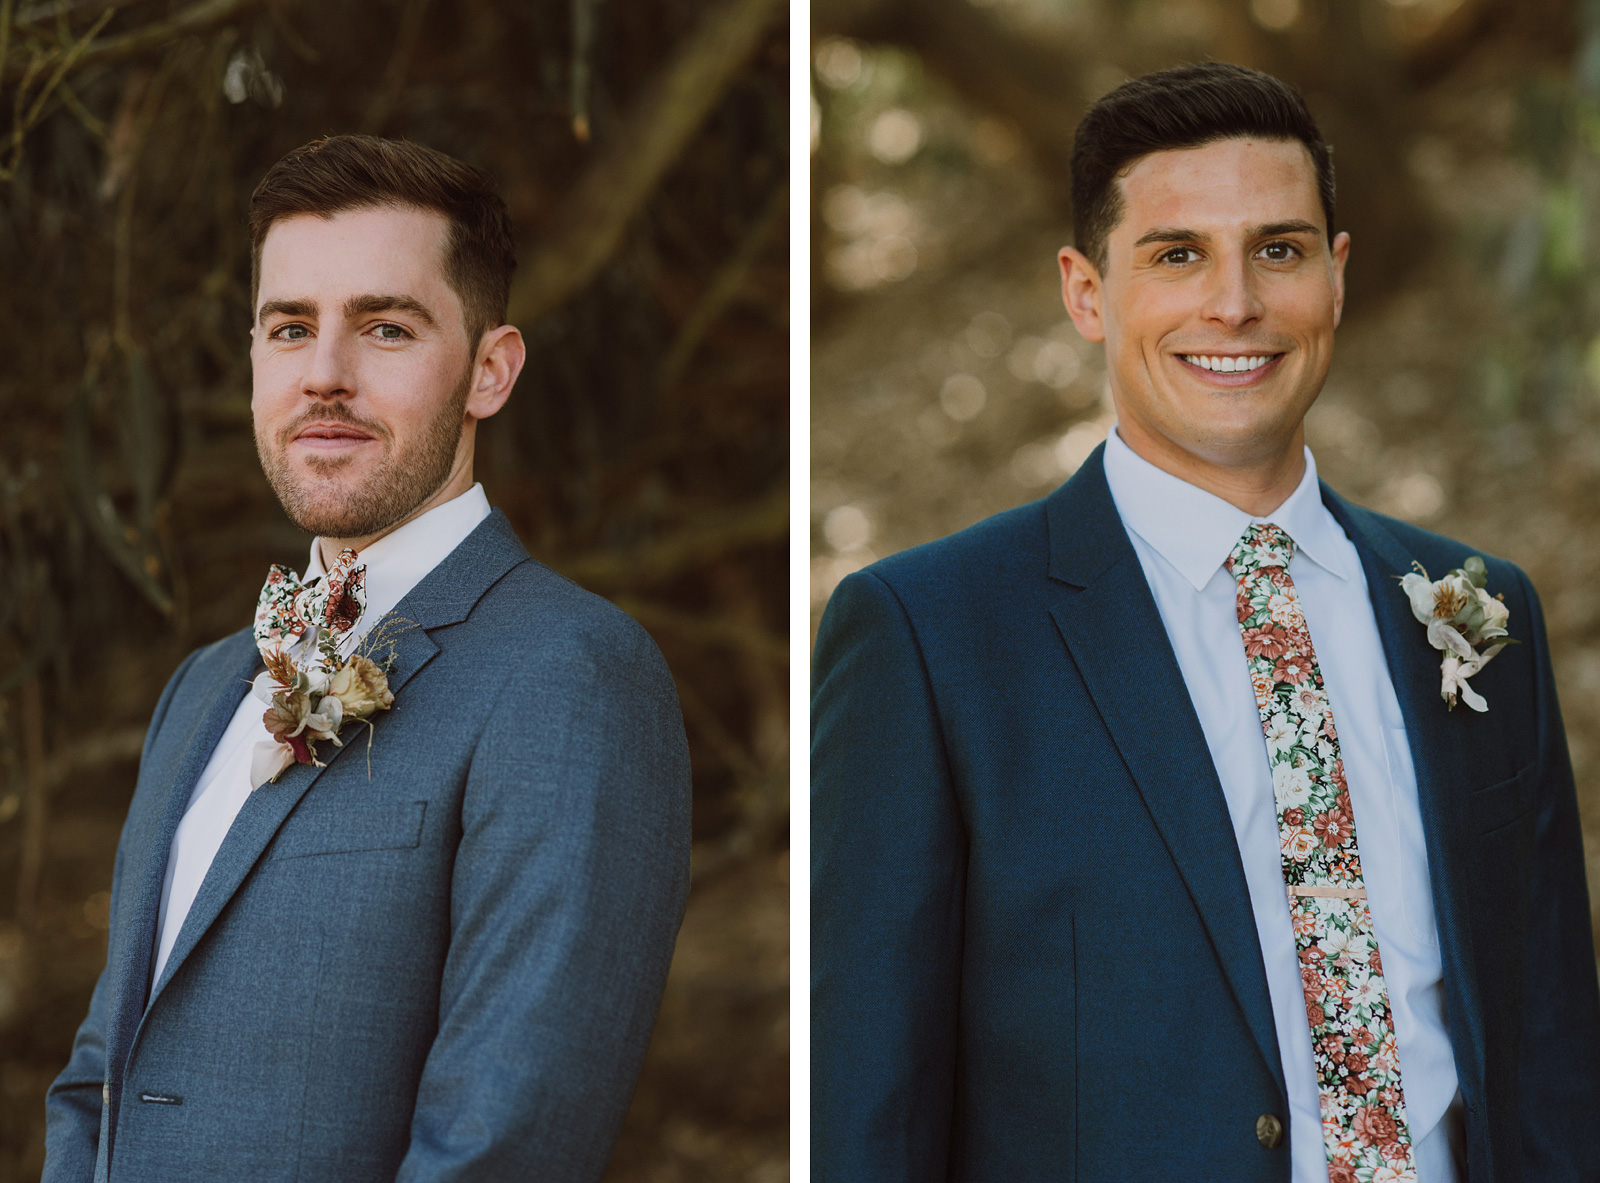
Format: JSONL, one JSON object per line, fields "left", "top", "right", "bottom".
{"left": 44, "top": 509, "right": 692, "bottom": 1183}
{"left": 811, "top": 445, "right": 1600, "bottom": 1182}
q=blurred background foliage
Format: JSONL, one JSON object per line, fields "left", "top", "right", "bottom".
{"left": 0, "top": 0, "right": 787, "bottom": 1178}
{"left": 811, "top": 0, "right": 1600, "bottom": 957}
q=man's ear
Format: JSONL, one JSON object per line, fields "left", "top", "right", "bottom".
{"left": 1329, "top": 230, "right": 1351, "bottom": 328}
{"left": 1059, "top": 247, "right": 1106, "bottom": 343}
{"left": 465, "top": 325, "right": 526, "bottom": 421}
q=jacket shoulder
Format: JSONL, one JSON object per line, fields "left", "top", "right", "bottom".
{"left": 467, "top": 556, "right": 665, "bottom": 666}
{"left": 863, "top": 498, "right": 1050, "bottom": 601}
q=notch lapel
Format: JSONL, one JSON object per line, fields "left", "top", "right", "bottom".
{"left": 1044, "top": 449, "right": 1285, "bottom": 1095}
{"left": 105, "top": 632, "right": 259, "bottom": 1070}
{"left": 137, "top": 510, "right": 530, "bottom": 1013}
{"left": 1321, "top": 488, "right": 1490, "bottom": 1107}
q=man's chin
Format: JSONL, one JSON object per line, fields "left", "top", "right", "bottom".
{"left": 296, "top": 449, "right": 368, "bottom": 475}
{"left": 273, "top": 476, "right": 400, "bottom": 540}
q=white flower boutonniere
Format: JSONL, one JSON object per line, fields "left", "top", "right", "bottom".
{"left": 1398, "top": 556, "right": 1516, "bottom": 713}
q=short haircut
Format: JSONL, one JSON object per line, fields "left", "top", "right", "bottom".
{"left": 248, "top": 135, "right": 517, "bottom": 345}
{"left": 1070, "top": 62, "right": 1335, "bottom": 272}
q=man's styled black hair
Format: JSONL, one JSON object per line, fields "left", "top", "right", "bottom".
{"left": 1070, "top": 62, "right": 1335, "bottom": 271}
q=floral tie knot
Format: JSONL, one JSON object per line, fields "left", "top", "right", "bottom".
{"left": 1226, "top": 522, "right": 1296, "bottom": 579}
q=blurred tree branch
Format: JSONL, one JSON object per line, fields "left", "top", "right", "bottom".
{"left": 814, "top": 0, "right": 1089, "bottom": 206}
{"left": 551, "top": 486, "right": 788, "bottom": 588}
{"left": 508, "top": 0, "right": 785, "bottom": 326}
{"left": 1, "top": 0, "right": 263, "bottom": 85}
{"left": 676, "top": 674, "right": 786, "bottom": 887}
{"left": 14, "top": 677, "right": 45, "bottom": 925}
{"left": 660, "top": 180, "right": 788, "bottom": 394}
{"left": 359, "top": 0, "right": 429, "bottom": 135}
{"left": 39, "top": 726, "right": 146, "bottom": 794}
{"left": 1, "top": 5, "right": 111, "bottom": 176}
{"left": 614, "top": 595, "right": 787, "bottom": 665}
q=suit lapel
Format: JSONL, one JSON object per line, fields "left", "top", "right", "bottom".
{"left": 107, "top": 632, "right": 259, "bottom": 1064}
{"left": 139, "top": 510, "right": 530, "bottom": 1012}
{"left": 1044, "top": 448, "right": 1285, "bottom": 1094}
{"left": 1321, "top": 488, "right": 1489, "bottom": 1105}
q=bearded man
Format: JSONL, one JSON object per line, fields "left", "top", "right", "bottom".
{"left": 812, "top": 64, "right": 1600, "bottom": 1181}
{"left": 44, "top": 135, "right": 691, "bottom": 1182}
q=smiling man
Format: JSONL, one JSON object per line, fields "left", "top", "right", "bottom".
{"left": 812, "top": 64, "right": 1600, "bottom": 1182}
{"left": 44, "top": 136, "right": 691, "bottom": 1183}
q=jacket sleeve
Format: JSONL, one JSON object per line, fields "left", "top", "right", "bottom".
{"left": 811, "top": 570, "right": 965, "bottom": 1183}
{"left": 43, "top": 647, "right": 199, "bottom": 1183}
{"left": 395, "top": 612, "right": 692, "bottom": 1183}
{"left": 1514, "top": 571, "right": 1600, "bottom": 1178}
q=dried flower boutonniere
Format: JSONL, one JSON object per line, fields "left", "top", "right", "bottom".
{"left": 1398, "top": 556, "right": 1516, "bottom": 713}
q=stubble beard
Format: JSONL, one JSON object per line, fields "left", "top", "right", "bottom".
{"left": 257, "top": 367, "right": 472, "bottom": 540}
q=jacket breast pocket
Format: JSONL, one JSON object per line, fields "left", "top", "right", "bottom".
{"left": 269, "top": 800, "right": 428, "bottom": 859}
{"left": 1467, "top": 764, "right": 1536, "bottom": 835}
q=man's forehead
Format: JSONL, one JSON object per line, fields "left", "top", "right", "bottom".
{"left": 257, "top": 206, "right": 453, "bottom": 301}
{"left": 1113, "top": 138, "right": 1322, "bottom": 236}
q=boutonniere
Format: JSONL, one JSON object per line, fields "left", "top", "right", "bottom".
{"left": 1398, "top": 556, "right": 1516, "bottom": 713}
{"left": 249, "top": 548, "right": 408, "bottom": 787}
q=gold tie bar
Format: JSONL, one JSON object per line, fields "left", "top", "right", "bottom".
{"left": 1287, "top": 884, "right": 1367, "bottom": 900}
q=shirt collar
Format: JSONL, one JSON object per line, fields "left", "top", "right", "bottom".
{"left": 1101, "top": 426, "right": 1351, "bottom": 592}
{"left": 304, "top": 482, "right": 492, "bottom": 640}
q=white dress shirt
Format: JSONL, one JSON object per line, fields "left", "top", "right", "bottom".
{"left": 151, "top": 484, "right": 492, "bottom": 989}
{"left": 1102, "top": 429, "right": 1462, "bottom": 1182}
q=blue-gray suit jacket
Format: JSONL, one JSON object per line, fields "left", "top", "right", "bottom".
{"left": 44, "top": 509, "right": 692, "bottom": 1182}
{"left": 812, "top": 446, "right": 1600, "bottom": 1181}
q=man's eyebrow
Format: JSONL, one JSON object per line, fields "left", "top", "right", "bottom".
{"left": 257, "top": 298, "right": 316, "bottom": 326}
{"left": 343, "top": 293, "right": 439, "bottom": 329}
{"left": 1132, "top": 226, "right": 1208, "bottom": 249}
{"left": 1131, "top": 220, "right": 1323, "bottom": 251}
{"left": 1249, "top": 219, "right": 1322, "bottom": 239}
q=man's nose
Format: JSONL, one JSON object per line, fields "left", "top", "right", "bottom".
{"left": 301, "top": 332, "right": 356, "bottom": 399}
{"left": 1203, "top": 254, "right": 1264, "bottom": 329}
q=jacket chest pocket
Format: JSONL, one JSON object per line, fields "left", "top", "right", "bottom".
{"left": 268, "top": 800, "right": 428, "bottom": 860}
{"left": 1466, "top": 764, "right": 1535, "bottom": 835}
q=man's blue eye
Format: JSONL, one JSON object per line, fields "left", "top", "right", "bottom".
{"left": 281, "top": 325, "right": 308, "bottom": 339}
{"left": 376, "top": 324, "right": 406, "bottom": 339}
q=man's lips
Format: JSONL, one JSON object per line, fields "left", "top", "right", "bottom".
{"left": 291, "top": 423, "right": 378, "bottom": 449}
{"left": 1174, "top": 352, "right": 1286, "bottom": 386}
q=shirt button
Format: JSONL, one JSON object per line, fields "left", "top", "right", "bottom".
{"left": 102, "top": 1083, "right": 110, "bottom": 1107}
{"left": 1256, "top": 1113, "right": 1284, "bottom": 1148}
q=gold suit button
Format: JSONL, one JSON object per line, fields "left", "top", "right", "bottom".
{"left": 102, "top": 1083, "right": 110, "bottom": 1107}
{"left": 1256, "top": 1113, "right": 1284, "bottom": 1148}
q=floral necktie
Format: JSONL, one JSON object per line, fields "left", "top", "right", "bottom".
{"left": 1227, "top": 523, "right": 1415, "bottom": 1183}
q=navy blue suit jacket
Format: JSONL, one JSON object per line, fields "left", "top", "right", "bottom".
{"left": 811, "top": 446, "right": 1600, "bottom": 1181}
{"left": 44, "top": 510, "right": 692, "bottom": 1182}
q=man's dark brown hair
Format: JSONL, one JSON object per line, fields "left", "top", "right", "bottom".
{"left": 1070, "top": 62, "right": 1335, "bottom": 272}
{"left": 249, "top": 135, "right": 517, "bottom": 344}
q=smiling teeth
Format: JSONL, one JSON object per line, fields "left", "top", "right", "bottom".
{"left": 1183, "top": 354, "right": 1272, "bottom": 373}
